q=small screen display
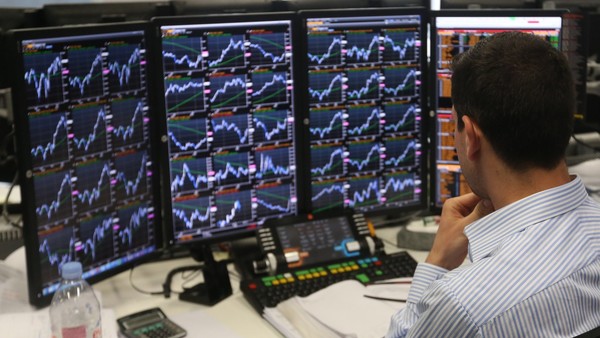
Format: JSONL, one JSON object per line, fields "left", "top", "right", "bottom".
{"left": 275, "top": 216, "right": 357, "bottom": 268}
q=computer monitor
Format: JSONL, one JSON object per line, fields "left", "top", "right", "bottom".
{"left": 430, "top": 10, "right": 565, "bottom": 210}
{"left": 298, "top": 8, "right": 428, "bottom": 221}
{"left": 154, "top": 12, "right": 299, "bottom": 246}
{"left": 152, "top": 12, "right": 300, "bottom": 304}
{"left": 7, "top": 22, "right": 162, "bottom": 307}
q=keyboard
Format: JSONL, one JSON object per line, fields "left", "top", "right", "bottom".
{"left": 240, "top": 251, "right": 417, "bottom": 312}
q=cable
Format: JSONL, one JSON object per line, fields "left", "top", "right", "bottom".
{"left": 2, "top": 171, "right": 22, "bottom": 229}
{"left": 128, "top": 265, "right": 166, "bottom": 296}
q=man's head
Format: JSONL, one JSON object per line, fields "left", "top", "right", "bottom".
{"left": 451, "top": 31, "right": 575, "bottom": 172}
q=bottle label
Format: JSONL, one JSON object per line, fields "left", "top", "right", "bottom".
{"left": 93, "top": 327, "right": 102, "bottom": 338}
{"left": 61, "top": 326, "right": 85, "bottom": 338}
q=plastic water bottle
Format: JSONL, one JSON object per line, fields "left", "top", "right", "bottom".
{"left": 49, "top": 261, "right": 102, "bottom": 338}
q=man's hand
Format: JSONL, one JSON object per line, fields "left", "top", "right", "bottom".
{"left": 426, "top": 193, "right": 494, "bottom": 270}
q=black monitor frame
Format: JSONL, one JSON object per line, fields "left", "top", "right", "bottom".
{"left": 297, "top": 7, "right": 429, "bottom": 222}
{"left": 429, "top": 9, "right": 566, "bottom": 212}
{"left": 152, "top": 12, "right": 303, "bottom": 249}
{"left": 8, "top": 22, "right": 163, "bottom": 307}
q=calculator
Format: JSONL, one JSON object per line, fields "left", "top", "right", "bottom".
{"left": 117, "top": 307, "right": 187, "bottom": 338}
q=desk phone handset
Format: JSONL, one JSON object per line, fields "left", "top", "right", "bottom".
{"left": 117, "top": 307, "right": 186, "bottom": 338}
{"left": 252, "top": 213, "right": 383, "bottom": 275}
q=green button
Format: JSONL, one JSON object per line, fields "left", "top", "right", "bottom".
{"left": 356, "top": 273, "right": 370, "bottom": 283}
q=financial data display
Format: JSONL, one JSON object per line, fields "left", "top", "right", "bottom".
{"left": 158, "top": 18, "right": 298, "bottom": 244}
{"left": 14, "top": 27, "right": 159, "bottom": 301}
{"left": 432, "top": 14, "right": 562, "bottom": 208}
{"left": 304, "top": 13, "right": 426, "bottom": 215}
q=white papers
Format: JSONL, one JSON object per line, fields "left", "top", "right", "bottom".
{"left": 265, "top": 279, "right": 411, "bottom": 338}
{"left": 170, "top": 308, "right": 244, "bottom": 338}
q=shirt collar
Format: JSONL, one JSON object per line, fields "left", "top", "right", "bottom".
{"left": 464, "top": 176, "right": 589, "bottom": 262}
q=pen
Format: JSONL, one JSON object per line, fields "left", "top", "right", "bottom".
{"left": 363, "top": 295, "right": 407, "bottom": 303}
{"left": 366, "top": 281, "right": 412, "bottom": 286}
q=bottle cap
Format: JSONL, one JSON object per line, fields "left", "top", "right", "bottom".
{"left": 61, "top": 261, "right": 83, "bottom": 280}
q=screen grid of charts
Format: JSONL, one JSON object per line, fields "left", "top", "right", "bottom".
{"left": 304, "top": 13, "right": 426, "bottom": 215}
{"left": 432, "top": 14, "right": 563, "bottom": 208}
{"left": 159, "top": 18, "right": 298, "bottom": 244}
{"left": 16, "top": 27, "right": 159, "bottom": 301}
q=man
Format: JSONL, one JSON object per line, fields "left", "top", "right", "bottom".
{"left": 386, "top": 31, "right": 600, "bottom": 337}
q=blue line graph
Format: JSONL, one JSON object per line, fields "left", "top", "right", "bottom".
{"left": 345, "top": 33, "right": 380, "bottom": 64}
{"left": 347, "top": 142, "right": 381, "bottom": 173}
{"left": 211, "top": 114, "right": 250, "bottom": 149}
{"left": 308, "top": 71, "right": 343, "bottom": 105}
{"left": 251, "top": 71, "right": 287, "bottom": 105}
{"left": 207, "top": 34, "right": 245, "bottom": 69}
{"left": 39, "top": 226, "right": 75, "bottom": 282}
{"left": 209, "top": 74, "right": 247, "bottom": 109}
{"left": 383, "top": 30, "right": 417, "bottom": 62}
{"left": 213, "top": 152, "right": 250, "bottom": 186}
{"left": 347, "top": 106, "right": 381, "bottom": 137}
{"left": 346, "top": 69, "right": 380, "bottom": 101}
{"left": 110, "top": 98, "right": 145, "bottom": 148}
{"left": 311, "top": 145, "right": 344, "bottom": 178}
{"left": 307, "top": 34, "right": 343, "bottom": 66}
{"left": 253, "top": 109, "right": 290, "bottom": 143}
{"left": 29, "top": 112, "right": 69, "bottom": 167}
{"left": 114, "top": 151, "right": 148, "bottom": 200}
{"left": 117, "top": 203, "right": 149, "bottom": 249}
{"left": 384, "top": 138, "right": 417, "bottom": 168}
{"left": 168, "top": 117, "right": 209, "bottom": 154}
{"left": 249, "top": 32, "right": 287, "bottom": 66}
{"left": 383, "top": 66, "right": 416, "bottom": 98}
{"left": 67, "top": 48, "right": 104, "bottom": 100}
{"left": 23, "top": 52, "right": 63, "bottom": 107}
{"left": 71, "top": 104, "right": 108, "bottom": 157}
{"left": 383, "top": 102, "right": 417, "bottom": 134}
{"left": 170, "top": 157, "right": 210, "bottom": 194}
{"left": 74, "top": 160, "right": 112, "bottom": 213}
{"left": 164, "top": 76, "right": 205, "bottom": 113}
{"left": 309, "top": 108, "right": 344, "bottom": 141}
{"left": 255, "top": 147, "right": 291, "bottom": 180}
{"left": 162, "top": 36, "right": 204, "bottom": 73}
{"left": 173, "top": 196, "right": 211, "bottom": 232}
{"left": 347, "top": 177, "right": 381, "bottom": 208}
{"left": 107, "top": 44, "right": 142, "bottom": 92}
{"left": 256, "top": 184, "right": 293, "bottom": 217}
{"left": 78, "top": 215, "right": 114, "bottom": 264}
{"left": 311, "top": 180, "right": 345, "bottom": 214}
{"left": 383, "top": 172, "right": 416, "bottom": 204}
{"left": 215, "top": 190, "right": 252, "bottom": 228}
{"left": 35, "top": 171, "right": 73, "bottom": 226}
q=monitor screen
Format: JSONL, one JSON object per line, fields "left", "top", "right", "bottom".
{"left": 299, "top": 8, "right": 428, "bottom": 217}
{"left": 8, "top": 22, "right": 162, "bottom": 307}
{"left": 154, "top": 13, "right": 299, "bottom": 246}
{"left": 430, "top": 10, "right": 564, "bottom": 210}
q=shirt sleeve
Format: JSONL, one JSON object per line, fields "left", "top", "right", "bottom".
{"left": 386, "top": 262, "right": 480, "bottom": 338}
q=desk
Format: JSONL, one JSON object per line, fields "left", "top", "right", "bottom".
{"left": 2, "top": 223, "right": 428, "bottom": 338}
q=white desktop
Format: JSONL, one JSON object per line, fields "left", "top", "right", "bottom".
{"left": 0, "top": 219, "right": 427, "bottom": 338}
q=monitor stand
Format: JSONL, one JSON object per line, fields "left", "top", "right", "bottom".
{"left": 166, "top": 245, "right": 232, "bottom": 306}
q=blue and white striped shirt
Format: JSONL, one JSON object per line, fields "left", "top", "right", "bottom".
{"left": 386, "top": 176, "right": 600, "bottom": 337}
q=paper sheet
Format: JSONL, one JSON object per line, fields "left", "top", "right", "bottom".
{"left": 170, "top": 308, "right": 243, "bottom": 338}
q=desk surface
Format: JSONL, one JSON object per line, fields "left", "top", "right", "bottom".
{"left": 3, "top": 223, "right": 428, "bottom": 338}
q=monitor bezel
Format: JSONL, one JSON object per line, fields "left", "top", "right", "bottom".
{"left": 8, "top": 21, "right": 164, "bottom": 307}
{"left": 151, "top": 12, "right": 304, "bottom": 248}
{"left": 297, "top": 7, "right": 430, "bottom": 221}
{"left": 428, "top": 9, "right": 567, "bottom": 213}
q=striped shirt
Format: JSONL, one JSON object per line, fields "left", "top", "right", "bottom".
{"left": 386, "top": 176, "right": 600, "bottom": 337}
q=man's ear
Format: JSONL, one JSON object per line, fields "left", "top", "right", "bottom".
{"left": 462, "top": 115, "right": 481, "bottom": 160}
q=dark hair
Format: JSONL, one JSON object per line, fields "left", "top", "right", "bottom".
{"left": 451, "top": 31, "right": 575, "bottom": 171}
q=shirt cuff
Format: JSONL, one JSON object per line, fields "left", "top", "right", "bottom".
{"left": 406, "top": 262, "right": 448, "bottom": 304}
